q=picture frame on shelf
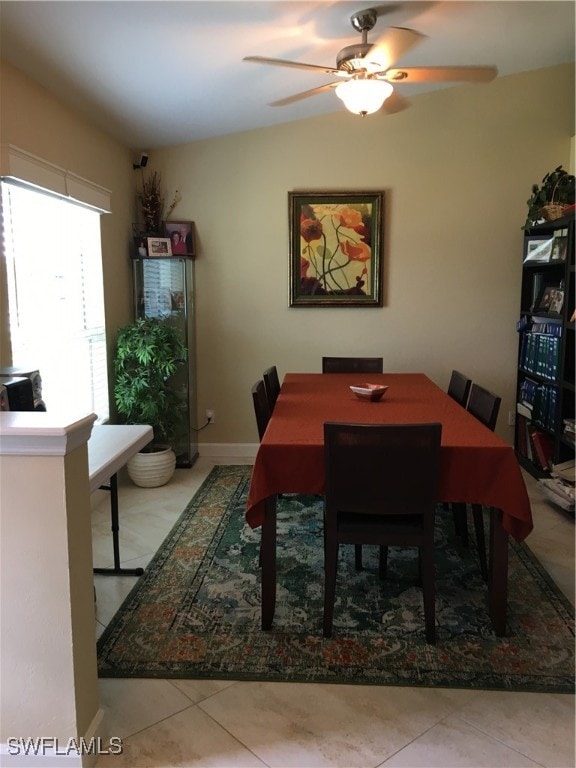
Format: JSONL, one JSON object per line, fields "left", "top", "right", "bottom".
{"left": 133, "top": 236, "right": 148, "bottom": 259}
{"left": 147, "top": 237, "right": 173, "bottom": 257}
{"left": 551, "top": 231, "right": 568, "bottom": 262}
{"left": 523, "top": 236, "right": 554, "bottom": 264}
{"left": 163, "top": 221, "right": 196, "bottom": 257}
{"left": 288, "top": 190, "right": 384, "bottom": 307}
{"left": 535, "top": 286, "right": 564, "bottom": 315}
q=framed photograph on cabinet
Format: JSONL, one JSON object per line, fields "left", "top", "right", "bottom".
{"left": 288, "top": 191, "right": 384, "bottom": 307}
{"left": 133, "top": 237, "right": 148, "bottom": 258}
{"left": 163, "top": 221, "right": 196, "bottom": 257}
{"left": 147, "top": 237, "right": 172, "bottom": 257}
{"left": 523, "top": 236, "right": 553, "bottom": 264}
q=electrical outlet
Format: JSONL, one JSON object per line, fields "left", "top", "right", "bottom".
{"left": 507, "top": 410, "right": 516, "bottom": 427}
{"left": 206, "top": 409, "right": 214, "bottom": 424}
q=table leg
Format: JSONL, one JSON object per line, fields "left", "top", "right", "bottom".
{"left": 93, "top": 474, "right": 144, "bottom": 577}
{"left": 488, "top": 507, "right": 508, "bottom": 636}
{"left": 260, "top": 495, "right": 277, "bottom": 630}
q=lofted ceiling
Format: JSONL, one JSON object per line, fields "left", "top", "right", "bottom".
{"left": 0, "top": 1, "right": 574, "bottom": 151}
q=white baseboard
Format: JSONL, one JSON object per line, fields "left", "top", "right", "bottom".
{"left": 0, "top": 709, "right": 108, "bottom": 768}
{"left": 199, "top": 442, "right": 258, "bottom": 459}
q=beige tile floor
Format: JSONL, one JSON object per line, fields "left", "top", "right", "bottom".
{"left": 92, "top": 457, "right": 575, "bottom": 768}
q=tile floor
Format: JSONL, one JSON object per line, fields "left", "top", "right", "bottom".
{"left": 92, "top": 457, "right": 575, "bottom": 768}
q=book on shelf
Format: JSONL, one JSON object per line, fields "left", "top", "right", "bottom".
{"left": 516, "top": 413, "right": 534, "bottom": 463}
{"left": 529, "top": 429, "right": 554, "bottom": 472}
{"left": 516, "top": 402, "right": 532, "bottom": 419}
{"left": 519, "top": 330, "right": 561, "bottom": 381}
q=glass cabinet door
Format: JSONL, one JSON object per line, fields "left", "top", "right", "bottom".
{"left": 132, "top": 257, "right": 197, "bottom": 467}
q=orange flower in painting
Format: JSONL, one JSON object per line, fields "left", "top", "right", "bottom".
{"left": 337, "top": 207, "right": 363, "bottom": 229}
{"left": 300, "top": 217, "right": 323, "bottom": 243}
{"left": 340, "top": 239, "right": 371, "bottom": 262}
{"left": 300, "top": 257, "right": 310, "bottom": 278}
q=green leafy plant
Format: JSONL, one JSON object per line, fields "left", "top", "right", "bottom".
{"left": 114, "top": 317, "right": 187, "bottom": 447}
{"left": 524, "top": 165, "right": 575, "bottom": 229}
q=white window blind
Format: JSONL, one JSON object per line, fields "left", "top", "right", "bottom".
{"left": 1, "top": 180, "right": 110, "bottom": 422}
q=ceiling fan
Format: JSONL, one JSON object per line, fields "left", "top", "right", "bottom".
{"left": 243, "top": 7, "right": 497, "bottom": 116}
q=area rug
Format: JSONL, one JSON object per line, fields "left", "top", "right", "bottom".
{"left": 97, "top": 465, "right": 574, "bottom": 692}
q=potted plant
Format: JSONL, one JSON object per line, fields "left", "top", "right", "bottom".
{"left": 114, "top": 316, "right": 187, "bottom": 487}
{"left": 523, "top": 165, "right": 576, "bottom": 229}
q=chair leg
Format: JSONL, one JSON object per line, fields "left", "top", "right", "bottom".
{"left": 378, "top": 545, "right": 388, "bottom": 580}
{"left": 354, "top": 544, "right": 363, "bottom": 571}
{"left": 323, "top": 539, "right": 339, "bottom": 638}
{"left": 472, "top": 504, "right": 488, "bottom": 582}
{"left": 420, "top": 545, "right": 436, "bottom": 644}
{"left": 453, "top": 502, "right": 469, "bottom": 545}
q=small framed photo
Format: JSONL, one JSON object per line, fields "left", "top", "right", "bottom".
{"left": 163, "top": 221, "right": 196, "bottom": 257}
{"left": 133, "top": 236, "right": 148, "bottom": 259}
{"left": 551, "top": 232, "right": 568, "bottom": 262}
{"left": 147, "top": 237, "right": 172, "bottom": 257}
{"left": 536, "top": 286, "right": 564, "bottom": 315}
{"left": 523, "top": 236, "right": 553, "bottom": 264}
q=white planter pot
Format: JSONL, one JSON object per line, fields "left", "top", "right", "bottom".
{"left": 127, "top": 446, "right": 176, "bottom": 488}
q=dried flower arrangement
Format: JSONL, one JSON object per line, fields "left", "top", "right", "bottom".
{"left": 138, "top": 171, "right": 182, "bottom": 234}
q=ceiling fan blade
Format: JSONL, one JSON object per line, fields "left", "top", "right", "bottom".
{"left": 385, "top": 66, "right": 498, "bottom": 83}
{"left": 270, "top": 82, "right": 340, "bottom": 107}
{"left": 367, "top": 27, "right": 425, "bottom": 70}
{"left": 243, "top": 56, "right": 340, "bottom": 76}
{"left": 381, "top": 89, "right": 411, "bottom": 115}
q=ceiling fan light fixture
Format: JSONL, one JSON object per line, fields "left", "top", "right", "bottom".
{"left": 335, "top": 78, "right": 393, "bottom": 115}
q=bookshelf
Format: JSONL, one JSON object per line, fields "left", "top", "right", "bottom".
{"left": 515, "top": 213, "right": 575, "bottom": 477}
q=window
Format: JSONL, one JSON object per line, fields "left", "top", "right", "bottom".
{"left": 1, "top": 181, "right": 109, "bottom": 421}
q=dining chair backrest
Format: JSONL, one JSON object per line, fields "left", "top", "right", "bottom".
{"left": 323, "top": 422, "right": 442, "bottom": 521}
{"left": 322, "top": 356, "right": 383, "bottom": 374}
{"left": 263, "top": 366, "right": 281, "bottom": 412}
{"left": 323, "top": 421, "right": 442, "bottom": 643}
{"left": 447, "top": 370, "right": 472, "bottom": 407}
{"left": 466, "top": 383, "right": 501, "bottom": 432}
{"left": 251, "top": 379, "right": 271, "bottom": 441}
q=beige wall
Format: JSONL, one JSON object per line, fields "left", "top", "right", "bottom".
{"left": 150, "top": 63, "right": 574, "bottom": 445}
{"left": 0, "top": 59, "right": 135, "bottom": 409}
{"left": 1, "top": 59, "right": 574, "bottom": 448}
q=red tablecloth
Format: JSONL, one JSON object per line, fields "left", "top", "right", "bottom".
{"left": 246, "top": 373, "right": 533, "bottom": 542}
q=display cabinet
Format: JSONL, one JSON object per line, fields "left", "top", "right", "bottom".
{"left": 515, "top": 213, "right": 574, "bottom": 477}
{"left": 132, "top": 257, "right": 198, "bottom": 467}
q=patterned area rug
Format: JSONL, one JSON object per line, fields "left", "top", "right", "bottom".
{"left": 97, "top": 466, "right": 574, "bottom": 692}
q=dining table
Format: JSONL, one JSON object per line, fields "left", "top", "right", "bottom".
{"left": 245, "top": 372, "right": 533, "bottom": 636}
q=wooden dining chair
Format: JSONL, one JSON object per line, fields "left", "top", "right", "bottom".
{"left": 444, "top": 370, "right": 472, "bottom": 520}
{"left": 454, "top": 383, "right": 502, "bottom": 581}
{"left": 322, "top": 355, "right": 385, "bottom": 569}
{"left": 447, "top": 370, "right": 472, "bottom": 407}
{"left": 467, "top": 383, "right": 501, "bottom": 432}
{"left": 322, "top": 356, "right": 383, "bottom": 374}
{"left": 251, "top": 379, "right": 271, "bottom": 441}
{"left": 263, "top": 366, "right": 281, "bottom": 412}
{"left": 323, "top": 421, "right": 442, "bottom": 644}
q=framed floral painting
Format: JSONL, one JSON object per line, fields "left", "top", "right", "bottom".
{"left": 289, "top": 191, "right": 384, "bottom": 307}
